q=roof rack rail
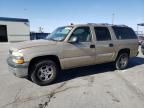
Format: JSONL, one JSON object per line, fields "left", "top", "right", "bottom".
{"left": 112, "top": 24, "right": 128, "bottom": 27}
{"left": 87, "top": 23, "right": 112, "bottom": 26}
{"left": 87, "top": 23, "right": 128, "bottom": 27}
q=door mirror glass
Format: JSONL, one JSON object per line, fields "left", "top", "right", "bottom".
{"left": 69, "top": 36, "right": 78, "bottom": 43}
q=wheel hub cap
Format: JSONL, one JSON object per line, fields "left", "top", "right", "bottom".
{"left": 119, "top": 55, "right": 128, "bottom": 68}
{"left": 37, "top": 65, "right": 54, "bottom": 81}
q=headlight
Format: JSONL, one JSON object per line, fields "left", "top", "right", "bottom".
{"left": 12, "top": 51, "right": 23, "bottom": 57}
{"left": 12, "top": 50, "right": 25, "bottom": 64}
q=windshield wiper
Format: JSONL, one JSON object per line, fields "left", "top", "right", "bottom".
{"left": 47, "top": 38, "right": 58, "bottom": 41}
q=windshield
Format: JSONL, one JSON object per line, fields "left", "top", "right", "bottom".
{"left": 46, "top": 26, "right": 73, "bottom": 41}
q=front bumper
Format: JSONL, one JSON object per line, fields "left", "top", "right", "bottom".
{"left": 7, "top": 57, "right": 29, "bottom": 78}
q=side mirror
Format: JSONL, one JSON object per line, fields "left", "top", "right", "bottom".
{"left": 68, "top": 36, "right": 78, "bottom": 43}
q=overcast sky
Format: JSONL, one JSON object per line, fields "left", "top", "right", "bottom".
{"left": 0, "top": 0, "right": 144, "bottom": 32}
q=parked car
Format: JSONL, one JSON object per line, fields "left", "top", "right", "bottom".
{"left": 138, "top": 36, "right": 144, "bottom": 45}
{"left": 7, "top": 23, "right": 139, "bottom": 85}
{"left": 141, "top": 42, "right": 144, "bottom": 55}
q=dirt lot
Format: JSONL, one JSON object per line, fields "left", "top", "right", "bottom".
{"left": 0, "top": 43, "right": 144, "bottom": 108}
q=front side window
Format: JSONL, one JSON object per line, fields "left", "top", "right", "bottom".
{"left": 94, "top": 27, "right": 111, "bottom": 41}
{"left": 69, "top": 27, "right": 92, "bottom": 42}
{"left": 46, "top": 26, "right": 73, "bottom": 41}
{"left": 112, "top": 27, "right": 137, "bottom": 40}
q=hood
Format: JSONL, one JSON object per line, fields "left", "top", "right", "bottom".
{"left": 11, "top": 40, "right": 57, "bottom": 50}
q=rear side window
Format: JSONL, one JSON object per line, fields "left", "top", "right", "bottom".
{"left": 112, "top": 27, "right": 137, "bottom": 40}
{"left": 94, "top": 27, "right": 111, "bottom": 41}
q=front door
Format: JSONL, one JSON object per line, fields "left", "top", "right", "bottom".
{"left": 62, "top": 26, "right": 96, "bottom": 69}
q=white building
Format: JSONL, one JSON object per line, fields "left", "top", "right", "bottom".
{"left": 0, "top": 17, "right": 30, "bottom": 42}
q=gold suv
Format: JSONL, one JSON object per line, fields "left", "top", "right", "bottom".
{"left": 7, "top": 23, "right": 139, "bottom": 85}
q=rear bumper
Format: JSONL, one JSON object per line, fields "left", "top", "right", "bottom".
{"left": 7, "top": 57, "right": 29, "bottom": 78}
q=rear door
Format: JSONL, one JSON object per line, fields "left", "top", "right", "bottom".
{"left": 94, "top": 27, "right": 115, "bottom": 63}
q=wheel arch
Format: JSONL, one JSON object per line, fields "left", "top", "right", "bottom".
{"left": 28, "top": 55, "right": 61, "bottom": 76}
{"left": 116, "top": 48, "right": 130, "bottom": 60}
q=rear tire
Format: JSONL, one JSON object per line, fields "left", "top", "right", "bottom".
{"left": 115, "top": 53, "right": 129, "bottom": 70}
{"left": 30, "top": 60, "right": 58, "bottom": 86}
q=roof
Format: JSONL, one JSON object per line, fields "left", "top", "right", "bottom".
{"left": 0, "top": 17, "right": 29, "bottom": 22}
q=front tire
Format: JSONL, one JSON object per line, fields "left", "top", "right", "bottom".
{"left": 31, "top": 60, "right": 58, "bottom": 86}
{"left": 115, "top": 53, "right": 129, "bottom": 70}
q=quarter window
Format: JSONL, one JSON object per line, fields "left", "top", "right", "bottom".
{"left": 94, "top": 27, "right": 111, "bottom": 41}
{"left": 112, "top": 27, "right": 137, "bottom": 39}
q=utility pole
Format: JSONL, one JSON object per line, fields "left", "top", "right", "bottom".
{"left": 39, "top": 27, "right": 44, "bottom": 33}
{"left": 112, "top": 13, "right": 115, "bottom": 25}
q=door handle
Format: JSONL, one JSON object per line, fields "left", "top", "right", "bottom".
{"left": 90, "top": 45, "right": 95, "bottom": 48}
{"left": 109, "top": 43, "right": 114, "bottom": 47}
